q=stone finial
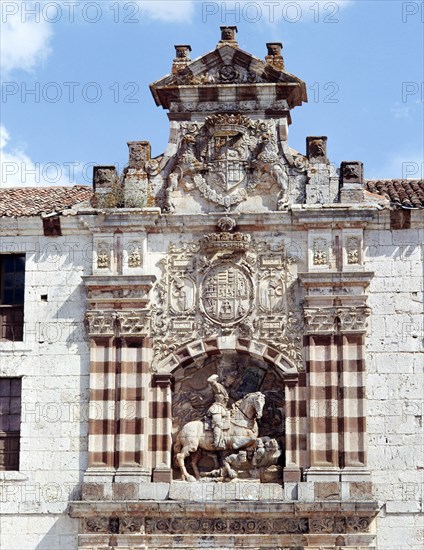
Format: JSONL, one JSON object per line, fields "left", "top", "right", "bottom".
{"left": 265, "top": 42, "right": 284, "bottom": 71}
{"left": 340, "top": 161, "right": 364, "bottom": 183}
{"left": 93, "top": 166, "right": 117, "bottom": 190}
{"left": 339, "top": 161, "right": 365, "bottom": 203}
{"left": 172, "top": 45, "right": 192, "bottom": 73}
{"left": 127, "top": 141, "right": 151, "bottom": 169}
{"left": 219, "top": 26, "right": 238, "bottom": 46}
{"left": 174, "top": 44, "right": 192, "bottom": 60}
{"left": 307, "top": 136, "right": 328, "bottom": 163}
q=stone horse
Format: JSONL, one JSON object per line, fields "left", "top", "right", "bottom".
{"left": 174, "top": 391, "right": 265, "bottom": 482}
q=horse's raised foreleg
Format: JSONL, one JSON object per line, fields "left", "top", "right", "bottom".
{"left": 176, "top": 444, "right": 197, "bottom": 482}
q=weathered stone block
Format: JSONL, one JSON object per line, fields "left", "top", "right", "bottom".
{"left": 314, "top": 481, "right": 342, "bottom": 500}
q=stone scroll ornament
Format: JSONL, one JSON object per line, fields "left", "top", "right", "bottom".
{"left": 163, "top": 115, "right": 289, "bottom": 212}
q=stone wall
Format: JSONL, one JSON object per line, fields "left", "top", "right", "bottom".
{"left": 0, "top": 230, "right": 91, "bottom": 550}
{"left": 365, "top": 216, "right": 424, "bottom": 550}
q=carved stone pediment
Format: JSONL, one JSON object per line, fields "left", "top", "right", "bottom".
{"left": 150, "top": 45, "right": 307, "bottom": 109}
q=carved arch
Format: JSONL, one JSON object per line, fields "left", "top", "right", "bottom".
{"left": 157, "top": 335, "right": 299, "bottom": 381}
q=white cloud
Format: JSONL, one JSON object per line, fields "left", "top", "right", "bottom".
{"left": 0, "top": 2, "right": 53, "bottom": 76}
{"left": 0, "top": 126, "right": 37, "bottom": 187}
{"left": 0, "top": 126, "right": 84, "bottom": 188}
{"left": 367, "top": 148, "right": 424, "bottom": 180}
{"left": 134, "top": 1, "right": 195, "bottom": 23}
{"left": 391, "top": 104, "right": 411, "bottom": 120}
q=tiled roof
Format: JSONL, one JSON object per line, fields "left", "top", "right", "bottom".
{"left": 366, "top": 179, "right": 424, "bottom": 208}
{"left": 0, "top": 186, "right": 93, "bottom": 217}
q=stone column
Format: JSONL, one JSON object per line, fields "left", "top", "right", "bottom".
{"left": 283, "top": 375, "right": 307, "bottom": 482}
{"left": 305, "top": 333, "right": 340, "bottom": 481}
{"left": 151, "top": 373, "right": 173, "bottom": 483}
{"left": 114, "top": 337, "right": 151, "bottom": 488}
{"left": 84, "top": 334, "right": 117, "bottom": 499}
{"left": 338, "top": 329, "right": 370, "bottom": 481}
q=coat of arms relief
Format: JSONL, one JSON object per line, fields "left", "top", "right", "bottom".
{"left": 163, "top": 114, "right": 290, "bottom": 212}
{"left": 151, "top": 218, "right": 303, "bottom": 372}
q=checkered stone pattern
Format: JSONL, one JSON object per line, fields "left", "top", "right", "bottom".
{"left": 306, "top": 333, "right": 367, "bottom": 469}
{"left": 116, "top": 339, "right": 151, "bottom": 468}
{"left": 147, "top": 376, "right": 173, "bottom": 470}
{"left": 87, "top": 337, "right": 153, "bottom": 471}
{"left": 339, "top": 333, "right": 366, "bottom": 467}
{"left": 285, "top": 373, "right": 308, "bottom": 471}
{"left": 88, "top": 337, "right": 117, "bottom": 468}
{"left": 306, "top": 334, "right": 339, "bottom": 467}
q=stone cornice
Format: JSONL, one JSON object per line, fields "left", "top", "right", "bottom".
{"left": 69, "top": 498, "right": 380, "bottom": 517}
{"left": 83, "top": 275, "right": 156, "bottom": 291}
{"left": 291, "top": 204, "right": 378, "bottom": 228}
{"left": 299, "top": 271, "right": 374, "bottom": 289}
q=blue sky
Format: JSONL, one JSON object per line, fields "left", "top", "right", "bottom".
{"left": 1, "top": 0, "right": 423, "bottom": 187}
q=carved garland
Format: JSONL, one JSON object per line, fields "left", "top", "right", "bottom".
{"left": 83, "top": 515, "right": 371, "bottom": 534}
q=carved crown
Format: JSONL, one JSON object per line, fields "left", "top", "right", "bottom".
{"left": 202, "top": 232, "right": 251, "bottom": 252}
{"left": 205, "top": 114, "right": 250, "bottom": 136}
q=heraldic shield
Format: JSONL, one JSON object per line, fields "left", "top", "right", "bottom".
{"left": 207, "top": 133, "right": 248, "bottom": 192}
{"left": 201, "top": 263, "right": 253, "bottom": 324}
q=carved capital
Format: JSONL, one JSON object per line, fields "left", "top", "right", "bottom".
{"left": 304, "top": 307, "right": 336, "bottom": 334}
{"left": 116, "top": 310, "right": 149, "bottom": 336}
{"left": 336, "top": 306, "right": 371, "bottom": 332}
{"left": 86, "top": 310, "right": 116, "bottom": 337}
{"left": 86, "top": 310, "right": 150, "bottom": 337}
{"left": 153, "top": 373, "right": 173, "bottom": 389}
{"left": 304, "top": 306, "right": 371, "bottom": 334}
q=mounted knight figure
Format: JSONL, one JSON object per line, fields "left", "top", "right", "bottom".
{"left": 206, "top": 374, "right": 230, "bottom": 450}
{"left": 174, "top": 377, "right": 265, "bottom": 482}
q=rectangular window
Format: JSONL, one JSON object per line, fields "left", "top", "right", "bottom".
{"left": 0, "top": 255, "right": 25, "bottom": 342}
{"left": 0, "top": 378, "right": 22, "bottom": 471}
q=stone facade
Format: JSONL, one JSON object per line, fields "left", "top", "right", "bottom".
{"left": 0, "top": 28, "right": 423, "bottom": 550}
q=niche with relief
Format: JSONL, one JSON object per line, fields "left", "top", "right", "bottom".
{"left": 172, "top": 352, "right": 286, "bottom": 482}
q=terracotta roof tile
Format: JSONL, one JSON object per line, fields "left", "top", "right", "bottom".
{"left": 366, "top": 180, "right": 424, "bottom": 208}
{"left": 0, "top": 186, "right": 93, "bottom": 217}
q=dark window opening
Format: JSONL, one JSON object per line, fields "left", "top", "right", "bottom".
{"left": 0, "top": 377, "right": 22, "bottom": 470}
{"left": 0, "top": 255, "right": 25, "bottom": 342}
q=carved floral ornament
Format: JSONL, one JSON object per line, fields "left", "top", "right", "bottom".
{"left": 169, "top": 98, "right": 289, "bottom": 113}
{"left": 96, "top": 242, "right": 110, "bottom": 269}
{"left": 152, "top": 231, "right": 303, "bottom": 371}
{"left": 304, "top": 306, "right": 371, "bottom": 334}
{"left": 172, "top": 63, "right": 264, "bottom": 86}
{"left": 86, "top": 310, "right": 149, "bottom": 337}
{"left": 164, "top": 115, "right": 289, "bottom": 212}
{"left": 83, "top": 514, "right": 371, "bottom": 535}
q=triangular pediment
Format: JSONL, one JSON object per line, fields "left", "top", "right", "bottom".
{"left": 150, "top": 44, "right": 307, "bottom": 109}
